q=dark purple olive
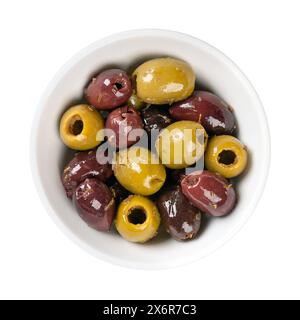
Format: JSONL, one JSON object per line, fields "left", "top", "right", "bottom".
{"left": 105, "top": 105, "right": 144, "bottom": 148}
{"left": 73, "top": 178, "right": 115, "bottom": 231}
{"left": 181, "top": 171, "right": 236, "bottom": 217}
{"left": 157, "top": 186, "right": 201, "bottom": 241}
{"left": 141, "top": 106, "right": 172, "bottom": 135}
{"left": 109, "top": 180, "right": 130, "bottom": 204}
{"left": 169, "top": 91, "right": 236, "bottom": 135}
{"left": 168, "top": 168, "right": 186, "bottom": 185}
{"left": 62, "top": 150, "right": 113, "bottom": 198}
{"left": 85, "top": 69, "right": 132, "bottom": 110}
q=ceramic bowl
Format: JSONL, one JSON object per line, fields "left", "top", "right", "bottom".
{"left": 31, "top": 29, "right": 270, "bottom": 269}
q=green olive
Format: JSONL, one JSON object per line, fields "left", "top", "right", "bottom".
{"left": 115, "top": 195, "right": 160, "bottom": 243}
{"left": 59, "top": 104, "right": 104, "bottom": 150}
{"left": 133, "top": 58, "right": 195, "bottom": 105}
{"left": 155, "top": 121, "right": 208, "bottom": 169}
{"left": 113, "top": 146, "right": 166, "bottom": 195}
{"left": 127, "top": 92, "right": 147, "bottom": 110}
{"left": 205, "top": 135, "right": 248, "bottom": 178}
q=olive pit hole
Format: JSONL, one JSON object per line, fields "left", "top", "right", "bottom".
{"left": 69, "top": 116, "right": 83, "bottom": 135}
{"left": 218, "top": 150, "right": 236, "bottom": 165}
{"left": 128, "top": 207, "right": 147, "bottom": 225}
{"left": 114, "top": 82, "right": 123, "bottom": 90}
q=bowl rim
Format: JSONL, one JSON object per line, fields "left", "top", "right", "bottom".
{"left": 30, "top": 28, "right": 271, "bottom": 269}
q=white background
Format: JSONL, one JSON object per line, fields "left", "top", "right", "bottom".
{"left": 0, "top": 0, "right": 299, "bottom": 300}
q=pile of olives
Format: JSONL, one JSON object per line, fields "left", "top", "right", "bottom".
{"left": 60, "top": 57, "right": 248, "bottom": 243}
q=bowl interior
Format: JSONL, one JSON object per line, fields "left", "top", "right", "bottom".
{"left": 33, "top": 31, "right": 269, "bottom": 268}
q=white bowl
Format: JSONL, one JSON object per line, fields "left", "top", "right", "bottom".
{"left": 31, "top": 29, "right": 270, "bottom": 269}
